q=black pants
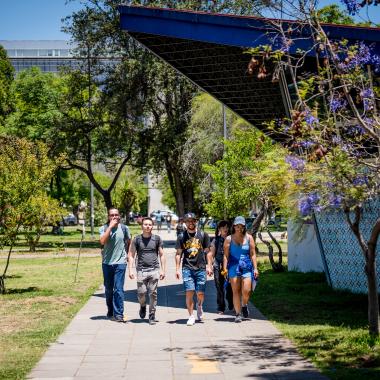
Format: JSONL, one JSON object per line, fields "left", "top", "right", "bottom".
{"left": 214, "top": 263, "right": 233, "bottom": 312}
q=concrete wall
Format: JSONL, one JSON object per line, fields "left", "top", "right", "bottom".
{"left": 147, "top": 174, "right": 165, "bottom": 216}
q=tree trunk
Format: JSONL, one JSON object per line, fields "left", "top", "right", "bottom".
{"left": 173, "top": 173, "right": 185, "bottom": 216}
{"left": 344, "top": 207, "right": 380, "bottom": 336}
{"left": 267, "top": 228, "right": 284, "bottom": 271}
{"left": 184, "top": 182, "right": 195, "bottom": 214}
{"left": 366, "top": 218, "right": 380, "bottom": 336}
{"left": 366, "top": 246, "right": 379, "bottom": 336}
{"left": 102, "top": 190, "right": 113, "bottom": 210}
{"left": 0, "top": 242, "right": 15, "bottom": 294}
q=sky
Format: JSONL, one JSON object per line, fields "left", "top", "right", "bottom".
{"left": 0, "top": 0, "right": 379, "bottom": 41}
{"left": 0, "top": 0, "right": 83, "bottom": 40}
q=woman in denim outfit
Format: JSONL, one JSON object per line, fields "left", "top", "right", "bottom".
{"left": 223, "top": 216, "right": 259, "bottom": 323}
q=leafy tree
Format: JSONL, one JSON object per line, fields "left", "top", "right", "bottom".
{"left": 112, "top": 169, "right": 148, "bottom": 220}
{"left": 204, "top": 125, "right": 290, "bottom": 270}
{"left": 22, "top": 194, "right": 63, "bottom": 252}
{"left": 63, "top": 0, "right": 262, "bottom": 215}
{"left": 0, "top": 45, "right": 14, "bottom": 126}
{"left": 251, "top": 0, "right": 380, "bottom": 335}
{"left": 317, "top": 4, "right": 354, "bottom": 24}
{"left": 0, "top": 137, "right": 61, "bottom": 293}
{"left": 4, "top": 67, "right": 62, "bottom": 140}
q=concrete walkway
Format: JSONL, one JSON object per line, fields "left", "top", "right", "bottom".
{"left": 28, "top": 230, "right": 327, "bottom": 380}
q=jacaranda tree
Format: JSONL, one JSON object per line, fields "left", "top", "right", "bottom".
{"left": 248, "top": 0, "right": 379, "bottom": 335}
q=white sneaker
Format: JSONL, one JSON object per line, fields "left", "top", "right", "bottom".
{"left": 196, "top": 304, "right": 203, "bottom": 320}
{"left": 187, "top": 315, "right": 196, "bottom": 326}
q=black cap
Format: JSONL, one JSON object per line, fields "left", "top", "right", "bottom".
{"left": 184, "top": 212, "right": 197, "bottom": 221}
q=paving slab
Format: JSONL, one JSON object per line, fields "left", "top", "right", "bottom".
{"left": 28, "top": 230, "right": 328, "bottom": 380}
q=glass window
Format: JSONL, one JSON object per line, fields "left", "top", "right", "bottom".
{"left": 60, "top": 49, "right": 69, "bottom": 57}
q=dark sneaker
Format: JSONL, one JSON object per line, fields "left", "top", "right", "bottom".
{"left": 139, "top": 305, "right": 147, "bottom": 319}
{"left": 112, "top": 315, "right": 126, "bottom": 323}
{"left": 149, "top": 314, "right": 157, "bottom": 325}
{"left": 107, "top": 310, "right": 113, "bottom": 318}
{"left": 235, "top": 314, "right": 242, "bottom": 323}
{"left": 242, "top": 305, "right": 249, "bottom": 318}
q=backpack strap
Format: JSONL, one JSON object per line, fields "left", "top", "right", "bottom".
{"left": 134, "top": 234, "right": 141, "bottom": 252}
{"left": 120, "top": 223, "right": 131, "bottom": 241}
{"left": 153, "top": 234, "right": 161, "bottom": 254}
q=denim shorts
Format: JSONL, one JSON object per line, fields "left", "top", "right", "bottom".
{"left": 182, "top": 268, "right": 206, "bottom": 293}
{"left": 228, "top": 264, "right": 252, "bottom": 279}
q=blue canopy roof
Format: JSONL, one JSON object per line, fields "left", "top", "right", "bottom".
{"left": 119, "top": 6, "right": 380, "bottom": 138}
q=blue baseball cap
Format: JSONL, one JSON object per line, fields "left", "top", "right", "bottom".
{"left": 233, "top": 216, "right": 246, "bottom": 226}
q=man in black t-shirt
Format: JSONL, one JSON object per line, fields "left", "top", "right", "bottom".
{"left": 128, "top": 217, "right": 166, "bottom": 325}
{"left": 175, "top": 212, "right": 210, "bottom": 326}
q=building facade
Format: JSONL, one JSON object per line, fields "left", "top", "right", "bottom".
{"left": 0, "top": 40, "right": 77, "bottom": 73}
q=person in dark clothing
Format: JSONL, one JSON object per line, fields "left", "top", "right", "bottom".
{"left": 175, "top": 212, "right": 210, "bottom": 326}
{"left": 176, "top": 217, "right": 186, "bottom": 239}
{"left": 207, "top": 220, "right": 233, "bottom": 314}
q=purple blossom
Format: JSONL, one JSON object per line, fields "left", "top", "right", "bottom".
{"left": 353, "top": 176, "right": 368, "bottom": 186}
{"left": 340, "top": 0, "right": 361, "bottom": 15}
{"left": 305, "top": 111, "right": 319, "bottom": 127}
{"left": 299, "top": 192, "right": 321, "bottom": 216}
{"left": 348, "top": 43, "right": 380, "bottom": 73}
{"left": 347, "top": 125, "right": 365, "bottom": 135}
{"left": 363, "top": 117, "right": 375, "bottom": 128}
{"left": 328, "top": 194, "right": 342, "bottom": 208}
{"left": 330, "top": 97, "right": 347, "bottom": 113}
{"left": 299, "top": 140, "right": 314, "bottom": 149}
{"left": 285, "top": 155, "right": 305, "bottom": 172}
{"left": 361, "top": 89, "right": 374, "bottom": 99}
{"left": 294, "top": 178, "right": 302, "bottom": 185}
{"left": 332, "top": 135, "right": 342, "bottom": 145}
{"left": 361, "top": 88, "right": 374, "bottom": 111}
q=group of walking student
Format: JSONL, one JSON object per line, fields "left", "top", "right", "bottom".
{"left": 99, "top": 208, "right": 259, "bottom": 325}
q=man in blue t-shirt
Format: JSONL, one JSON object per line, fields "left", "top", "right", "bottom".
{"left": 99, "top": 208, "right": 131, "bottom": 322}
{"left": 155, "top": 210, "right": 163, "bottom": 231}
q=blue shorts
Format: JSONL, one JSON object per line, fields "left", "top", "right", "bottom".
{"left": 182, "top": 268, "right": 206, "bottom": 293}
{"left": 228, "top": 264, "right": 252, "bottom": 279}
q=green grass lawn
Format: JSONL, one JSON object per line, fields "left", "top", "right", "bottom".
{"left": 254, "top": 259, "right": 380, "bottom": 380}
{"left": 0, "top": 256, "right": 102, "bottom": 380}
{"left": 0, "top": 224, "right": 144, "bottom": 254}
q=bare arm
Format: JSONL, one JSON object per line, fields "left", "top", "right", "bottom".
{"left": 207, "top": 244, "right": 215, "bottom": 268}
{"left": 249, "top": 235, "right": 259, "bottom": 279}
{"left": 223, "top": 236, "right": 231, "bottom": 272}
{"left": 207, "top": 243, "right": 215, "bottom": 276}
{"left": 175, "top": 248, "right": 182, "bottom": 279}
{"left": 127, "top": 238, "right": 136, "bottom": 279}
{"left": 159, "top": 246, "right": 166, "bottom": 280}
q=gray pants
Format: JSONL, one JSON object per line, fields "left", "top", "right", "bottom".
{"left": 137, "top": 270, "right": 159, "bottom": 316}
